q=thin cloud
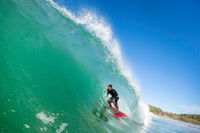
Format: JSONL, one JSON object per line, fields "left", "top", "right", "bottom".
{"left": 179, "top": 105, "right": 200, "bottom": 114}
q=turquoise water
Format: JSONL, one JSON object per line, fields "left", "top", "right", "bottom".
{"left": 0, "top": 0, "right": 200, "bottom": 133}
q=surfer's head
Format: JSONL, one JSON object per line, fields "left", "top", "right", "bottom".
{"left": 108, "top": 84, "right": 112, "bottom": 90}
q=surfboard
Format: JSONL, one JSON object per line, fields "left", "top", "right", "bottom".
{"left": 110, "top": 107, "right": 128, "bottom": 118}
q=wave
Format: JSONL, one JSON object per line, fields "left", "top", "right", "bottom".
{"left": 47, "top": 0, "right": 150, "bottom": 126}
{"left": 0, "top": 0, "right": 150, "bottom": 132}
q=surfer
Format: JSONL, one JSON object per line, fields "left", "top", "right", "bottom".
{"left": 106, "top": 85, "right": 119, "bottom": 110}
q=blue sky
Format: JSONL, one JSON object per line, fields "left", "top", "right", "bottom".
{"left": 55, "top": 0, "right": 200, "bottom": 114}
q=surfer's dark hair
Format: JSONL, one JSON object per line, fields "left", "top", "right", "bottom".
{"left": 108, "top": 84, "right": 112, "bottom": 87}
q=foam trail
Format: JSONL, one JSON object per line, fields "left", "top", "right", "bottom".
{"left": 56, "top": 123, "right": 68, "bottom": 133}
{"left": 46, "top": 0, "right": 151, "bottom": 126}
{"left": 36, "top": 112, "right": 55, "bottom": 125}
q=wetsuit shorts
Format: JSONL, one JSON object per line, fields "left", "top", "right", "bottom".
{"left": 108, "top": 96, "right": 119, "bottom": 104}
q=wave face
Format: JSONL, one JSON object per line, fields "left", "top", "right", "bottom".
{"left": 0, "top": 0, "right": 150, "bottom": 133}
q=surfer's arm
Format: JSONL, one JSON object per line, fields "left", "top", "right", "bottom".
{"left": 106, "top": 90, "right": 109, "bottom": 98}
{"left": 113, "top": 89, "right": 118, "bottom": 96}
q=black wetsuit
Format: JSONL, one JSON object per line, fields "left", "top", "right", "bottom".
{"left": 107, "top": 89, "right": 119, "bottom": 103}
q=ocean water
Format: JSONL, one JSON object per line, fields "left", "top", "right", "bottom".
{"left": 0, "top": 0, "right": 200, "bottom": 133}
{"left": 148, "top": 115, "right": 200, "bottom": 133}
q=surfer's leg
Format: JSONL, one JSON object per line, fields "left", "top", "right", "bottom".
{"left": 113, "top": 97, "right": 119, "bottom": 110}
{"left": 113, "top": 99, "right": 119, "bottom": 110}
{"left": 107, "top": 98, "right": 112, "bottom": 108}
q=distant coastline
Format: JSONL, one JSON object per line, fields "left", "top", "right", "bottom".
{"left": 149, "top": 105, "right": 200, "bottom": 126}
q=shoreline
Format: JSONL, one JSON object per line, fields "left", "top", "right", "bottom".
{"left": 149, "top": 105, "right": 200, "bottom": 126}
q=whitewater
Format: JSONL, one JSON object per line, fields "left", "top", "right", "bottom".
{"left": 0, "top": 0, "right": 200, "bottom": 133}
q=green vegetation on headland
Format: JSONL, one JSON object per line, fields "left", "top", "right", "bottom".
{"left": 149, "top": 105, "right": 200, "bottom": 126}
